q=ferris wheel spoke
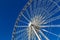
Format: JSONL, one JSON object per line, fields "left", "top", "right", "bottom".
{"left": 33, "top": 0, "right": 37, "bottom": 16}
{"left": 31, "top": 33, "right": 34, "bottom": 40}
{"left": 26, "top": 10, "right": 31, "bottom": 20}
{"left": 28, "top": 27, "right": 31, "bottom": 40}
{"left": 40, "top": 8, "right": 49, "bottom": 21}
{"left": 33, "top": 34, "right": 36, "bottom": 40}
{"left": 40, "top": 9, "right": 44, "bottom": 16}
{"left": 54, "top": 0, "right": 60, "bottom": 4}
{"left": 40, "top": 11, "right": 46, "bottom": 20}
{"left": 29, "top": 30, "right": 36, "bottom": 40}
{"left": 16, "top": 26, "right": 28, "bottom": 27}
{"left": 44, "top": 0, "right": 52, "bottom": 10}
{"left": 37, "top": 0, "right": 40, "bottom": 6}
{"left": 38, "top": 9, "right": 44, "bottom": 20}
{"left": 15, "top": 28, "right": 28, "bottom": 34}
{"left": 38, "top": 30, "right": 49, "bottom": 40}
{"left": 21, "top": 33, "right": 28, "bottom": 40}
{"left": 33, "top": 32, "right": 37, "bottom": 40}
{"left": 19, "top": 20, "right": 28, "bottom": 24}
{"left": 33, "top": 0, "right": 37, "bottom": 9}
{"left": 20, "top": 33, "right": 28, "bottom": 40}
{"left": 39, "top": 34, "right": 42, "bottom": 40}
{"left": 50, "top": 0, "right": 60, "bottom": 9}
{"left": 41, "top": 9, "right": 58, "bottom": 23}
{"left": 40, "top": 25, "right": 60, "bottom": 28}
{"left": 42, "top": 0, "right": 47, "bottom": 6}
{"left": 39, "top": 10, "right": 50, "bottom": 24}
{"left": 40, "top": 10, "right": 45, "bottom": 19}
{"left": 36, "top": 0, "right": 43, "bottom": 17}
{"left": 34, "top": 35, "right": 36, "bottom": 40}
{"left": 41, "top": 6, "right": 60, "bottom": 24}
{"left": 42, "top": 29, "right": 59, "bottom": 37}
{"left": 47, "top": 2, "right": 56, "bottom": 12}
{"left": 47, "top": 7, "right": 60, "bottom": 19}
{"left": 37, "top": 8, "right": 42, "bottom": 16}
{"left": 49, "top": 7, "right": 60, "bottom": 17}
{"left": 15, "top": 30, "right": 27, "bottom": 40}
{"left": 29, "top": 4, "right": 33, "bottom": 18}
{"left": 22, "top": 13, "right": 30, "bottom": 22}
{"left": 43, "top": 15, "right": 60, "bottom": 24}
{"left": 33, "top": 0, "right": 39, "bottom": 17}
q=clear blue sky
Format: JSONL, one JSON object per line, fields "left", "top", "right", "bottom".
{"left": 0, "top": 0, "right": 28, "bottom": 40}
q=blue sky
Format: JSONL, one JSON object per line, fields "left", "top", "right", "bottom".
{"left": 0, "top": 0, "right": 28, "bottom": 40}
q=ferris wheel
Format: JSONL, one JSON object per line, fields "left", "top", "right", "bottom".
{"left": 12, "top": 0, "right": 60, "bottom": 40}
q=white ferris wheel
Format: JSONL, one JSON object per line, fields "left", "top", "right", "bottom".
{"left": 12, "top": 0, "right": 60, "bottom": 40}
